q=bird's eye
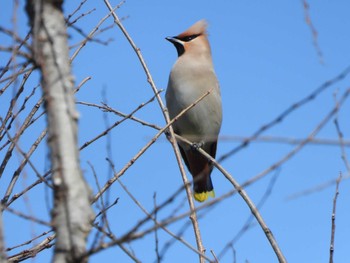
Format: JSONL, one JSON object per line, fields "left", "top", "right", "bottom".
{"left": 178, "top": 34, "right": 200, "bottom": 42}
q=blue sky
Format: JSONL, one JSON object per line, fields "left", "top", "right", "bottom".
{"left": 1, "top": 1, "right": 350, "bottom": 262}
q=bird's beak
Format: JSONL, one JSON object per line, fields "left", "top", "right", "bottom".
{"left": 166, "top": 36, "right": 185, "bottom": 56}
{"left": 165, "top": 36, "right": 180, "bottom": 44}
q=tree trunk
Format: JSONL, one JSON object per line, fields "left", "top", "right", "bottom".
{"left": 26, "top": 1, "right": 94, "bottom": 262}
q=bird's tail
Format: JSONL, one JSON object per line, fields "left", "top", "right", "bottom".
{"left": 194, "top": 189, "right": 215, "bottom": 202}
{"left": 179, "top": 144, "right": 216, "bottom": 202}
{"left": 193, "top": 167, "right": 215, "bottom": 202}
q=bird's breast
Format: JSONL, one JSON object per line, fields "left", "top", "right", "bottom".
{"left": 166, "top": 65, "right": 222, "bottom": 144}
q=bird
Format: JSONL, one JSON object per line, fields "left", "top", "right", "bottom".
{"left": 165, "top": 20, "right": 222, "bottom": 202}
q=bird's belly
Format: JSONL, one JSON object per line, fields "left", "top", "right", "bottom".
{"left": 170, "top": 94, "right": 221, "bottom": 146}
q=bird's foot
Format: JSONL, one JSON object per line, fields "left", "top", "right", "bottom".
{"left": 165, "top": 129, "right": 171, "bottom": 140}
{"left": 191, "top": 141, "right": 204, "bottom": 150}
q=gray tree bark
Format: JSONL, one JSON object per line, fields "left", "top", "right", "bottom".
{"left": 26, "top": 1, "right": 94, "bottom": 262}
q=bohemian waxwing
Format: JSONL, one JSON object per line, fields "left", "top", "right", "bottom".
{"left": 166, "top": 20, "right": 222, "bottom": 202}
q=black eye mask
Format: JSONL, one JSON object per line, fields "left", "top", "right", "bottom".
{"left": 175, "top": 34, "right": 200, "bottom": 42}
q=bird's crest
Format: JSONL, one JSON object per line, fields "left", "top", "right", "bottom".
{"left": 176, "top": 20, "right": 208, "bottom": 39}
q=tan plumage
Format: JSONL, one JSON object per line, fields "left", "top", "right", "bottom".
{"left": 166, "top": 20, "right": 222, "bottom": 202}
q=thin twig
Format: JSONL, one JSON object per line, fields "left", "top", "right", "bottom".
{"left": 92, "top": 88, "right": 212, "bottom": 202}
{"left": 79, "top": 90, "right": 163, "bottom": 151}
{"left": 105, "top": 159, "right": 213, "bottom": 262}
{"left": 70, "top": 2, "right": 125, "bottom": 62}
{"left": 242, "top": 87, "right": 350, "bottom": 192}
{"left": 153, "top": 193, "right": 161, "bottom": 263}
{"left": 218, "top": 135, "right": 350, "bottom": 147}
{"left": 3, "top": 206, "right": 50, "bottom": 227}
{"left": 75, "top": 76, "right": 91, "bottom": 93}
{"left": 286, "top": 87, "right": 350, "bottom": 200}
{"left": 195, "top": 146, "right": 286, "bottom": 262}
{"left": 218, "top": 65, "right": 350, "bottom": 163}
{"left": 77, "top": 101, "right": 161, "bottom": 130}
{"left": 65, "top": 0, "right": 88, "bottom": 23}
{"left": 218, "top": 170, "right": 279, "bottom": 260}
{"left": 94, "top": 198, "right": 119, "bottom": 221}
{"left": 7, "top": 234, "right": 55, "bottom": 262}
{"left": 302, "top": 0, "right": 324, "bottom": 64}
{"left": 67, "top": 8, "right": 96, "bottom": 26}
{"left": 334, "top": 120, "right": 350, "bottom": 173}
{"left": 88, "top": 161, "right": 111, "bottom": 247}
{"left": 91, "top": 223, "right": 141, "bottom": 262}
{"left": 210, "top": 250, "right": 219, "bottom": 263}
{"left": 101, "top": 86, "right": 114, "bottom": 231}
{"left": 287, "top": 176, "right": 350, "bottom": 201}
{"left": 6, "top": 230, "right": 53, "bottom": 253}
{"left": 329, "top": 173, "right": 341, "bottom": 263}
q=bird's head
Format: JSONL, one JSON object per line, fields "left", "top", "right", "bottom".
{"left": 166, "top": 20, "right": 211, "bottom": 57}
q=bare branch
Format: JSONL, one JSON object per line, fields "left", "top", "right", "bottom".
{"left": 65, "top": 0, "right": 88, "bottom": 23}
{"left": 153, "top": 194, "right": 161, "bottom": 263}
{"left": 70, "top": 1, "right": 125, "bottom": 62}
{"left": 3, "top": 206, "right": 50, "bottom": 227}
{"left": 302, "top": 0, "right": 324, "bottom": 64}
{"left": 334, "top": 119, "right": 350, "bottom": 173}
{"left": 184, "top": 139, "right": 287, "bottom": 262}
{"left": 7, "top": 234, "right": 55, "bottom": 262}
{"left": 329, "top": 174, "right": 341, "bottom": 263}
{"left": 92, "top": 88, "right": 212, "bottom": 203}
{"left": 218, "top": 66, "right": 350, "bottom": 163}
{"left": 78, "top": 90, "right": 163, "bottom": 151}
{"left": 218, "top": 171, "right": 280, "bottom": 260}
{"left": 102, "top": 159, "right": 214, "bottom": 262}
{"left": 219, "top": 135, "right": 350, "bottom": 147}
{"left": 243, "top": 87, "right": 350, "bottom": 190}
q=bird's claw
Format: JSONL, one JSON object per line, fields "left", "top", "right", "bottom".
{"left": 165, "top": 129, "right": 171, "bottom": 139}
{"left": 191, "top": 141, "right": 204, "bottom": 150}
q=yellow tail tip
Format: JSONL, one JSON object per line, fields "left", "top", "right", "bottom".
{"left": 194, "top": 190, "right": 215, "bottom": 202}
